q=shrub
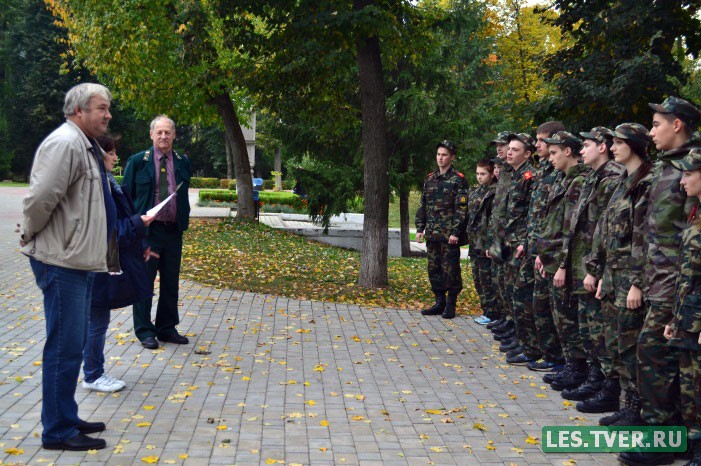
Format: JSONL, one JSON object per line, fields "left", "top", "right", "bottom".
{"left": 114, "top": 175, "right": 124, "bottom": 184}
{"left": 199, "top": 189, "right": 305, "bottom": 209}
{"left": 228, "top": 179, "right": 237, "bottom": 190}
{"left": 219, "top": 178, "right": 231, "bottom": 189}
{"left": 282, "top": 180, "right": 295, "bottom": 190}
{"left": 262, "top": 179, "right": 275, "bottom": 190}
{"left": 190, "top": 177, "right": 220, "bottom": 189}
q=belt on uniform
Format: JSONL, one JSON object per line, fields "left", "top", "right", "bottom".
{"left": 152, "top": 220, "right": 178, "bottom": 229}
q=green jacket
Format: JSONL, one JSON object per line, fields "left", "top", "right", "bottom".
{"left": 644, "top": 133, "right": 701, "bottom": 304}
{"left": 526, "top": 160, "right": 564, "bottom": 257}
{"left": 467, "top": 182, "right": 496, "bottom": 256}
{"left": 122, "top": 148, "right": 192, "bottom": 232}
{"left": 415, "top": 166, "right": 469, "bottom": 243}
{"left": 670, "top": 222, "right": 701, "bottom": 349}
{"left": 536, "top": 163, "right": 590, "bottom": 275}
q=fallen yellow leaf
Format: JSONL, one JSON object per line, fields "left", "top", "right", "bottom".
{"left": 525, "top": 435, "right": 540, "bottom": 445}
{"left": 136, "top": 422, "right": 152, "bottom": 427}
{"left": 473, "top": 423, "right": 487, "bottom": 431}
{"left": 5, "top": 447, "right": 23, "bottom": 455}
{"left": 320, "top": 420, "right": 329, "bottom": 426}
{"left": 141, "top": 455, "right": 159, "bottom": 464}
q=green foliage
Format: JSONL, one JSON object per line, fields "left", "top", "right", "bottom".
{"left": 199, "top": 189, "right": 305, "bottom": 210}
{"left": 190, "top": 177, "right": 221, "bottom": 189}
{"left": 536, "top": 0, "right": 701, "bottom": 131}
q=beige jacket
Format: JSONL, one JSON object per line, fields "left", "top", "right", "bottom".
{"left": 21, "top": 120, "right": 119, "bottom": 272}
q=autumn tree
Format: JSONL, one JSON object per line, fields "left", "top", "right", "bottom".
{"left": 46, "top": 0, "right": 257, "bottom": 218}
{"left": 537, "top": 0, "right": 701, "bottom": 130}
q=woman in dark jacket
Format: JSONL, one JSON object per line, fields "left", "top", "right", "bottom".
{"left": 82, "top": 135, "right": 155, "bottom": 392}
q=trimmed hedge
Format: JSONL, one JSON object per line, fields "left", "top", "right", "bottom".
{"left": 190, "top": 177, "right": 220, "bottom": 189}
{"left": 199, "top": 189, "right": 306, "bottom": 210}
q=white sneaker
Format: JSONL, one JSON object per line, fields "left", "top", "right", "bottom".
{"left": 83, "top": 374, "right": 125, "bottom": 392}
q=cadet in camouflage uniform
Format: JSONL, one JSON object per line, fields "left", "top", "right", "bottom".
{"left": 621, "top": 97, "right": 701, "bottom": 466}
{"left": 584, "top": 124, "right": 653, "bottom": 431}
{"left": 526, "top": 121, "right": 567, "bottom": 373}
{"left": 499, "top": 133, "right": 537, "bottom": 359}
{"left": 535, "top": 131, "right": 590, "bottom": 390}
{"left": 488, "top": 132, "right": 516, "bottom": 340}
{"left": 468, "top": 159, "right": 498, "bottom": 324}
{"left": 663, "top": 148, "right": 701, "bottom": 466}
{"left": 416, "top": 140, "right": 469, "bottom": 320}
{"left": 562, "top": 127, "right": 625, "bottom": 411}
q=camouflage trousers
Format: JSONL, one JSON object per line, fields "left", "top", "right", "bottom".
{"left": 512, "top": 256, "right": 540, "bottom": 358}
{"left": 599, "top": 298, "right": 621, "bottom": 379}
{"left": 637, "top": 301, "right": 681, "bottom": 425}
{"left": 608, "top": 299, "right": 646, "bottom": 392}
{"left": 426, "top": 241, "right": 462, "bottom": 294}
{"left": 533, "top": 269, "right": 563, "bottom": 362}
{"left": 491, "top": 262, "right": 511, "bottom": 323}
{"left": 470, "top": 255, "right": 499, "bottom": 320}
{"left": 678, "top": 348, "right": 701, "bottom": 440}
{"left": 576, "top": 292, "right": 606, "bottom": 367}
{"left": 550, "top": 282, "right": 586, "bottom": 362}
{"left": 504, "top": 256, "right": 522, "bottom": 327}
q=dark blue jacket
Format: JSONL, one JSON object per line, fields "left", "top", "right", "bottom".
{"left": 91, "top": 175, "right": 153, "bottom": 310}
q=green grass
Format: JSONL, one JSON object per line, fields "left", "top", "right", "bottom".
{"left": 0, "top": 181, "right": 28, "bottom": 187}
{"left": 182, "top": 218, "right": 480, "bottom": 315}
{"left": 388, "top": 191, "right": 422, "bottom": 229}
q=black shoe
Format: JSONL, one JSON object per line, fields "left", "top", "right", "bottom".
{"left": 561, "top": 365, "right": 605, "bottom": 401}
{"left": 494, "top": 330, "right": 515, "bottom": 341}
{"left": 598, "top": 409, "right": 624, "bottom": 426}
{"left": 507, "top": 353, "right": 537, "bottom": 366}
{"left": 492, "top": 320, "right": 514, "bottom": 334}
{"left": 551, "top": 361, "right": 588, "bottom": 391}
{"left": 422, "top": 292, "right": 446, "bottom": 316}
{"left": 486, "top": 318, "right": 504, "bottom": 330}
{"left": 442, "top": 293, "right": 457, "bottom": 319}
{"left": 77, "top": 419, "right": 106, "bottom": 435}
{"left": 499, "top": 339, "right": 520, "bottom": 352}
{"left": 577, "top": 378, "right": 621, "bottom": 414}
{"left": 506, "top": 347, "right": 524, "bottom": 359}
{"left": 141, "top": 336, "right": 159, "bottom": 349}
{"left": 609, "top": 389, "right": 644, "bottom": 426}
{"left": 528, "top": 359, "right": 564, "bottom": 372}
{"left": 43, "top": 433, "right": 107, "bottom": 451}
{"left": 617, "top": 451, "right": 674, "bottom": 466}
{"left": 157, "top": 332, "right": 189, "bottom": 345}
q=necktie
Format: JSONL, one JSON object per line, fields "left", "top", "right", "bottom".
{"left": 159, "top": 155, "right": 169, "bottom": 201}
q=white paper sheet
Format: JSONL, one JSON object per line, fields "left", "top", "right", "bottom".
{"left": 146, "top": 182, "right": 183, "bottom": 217}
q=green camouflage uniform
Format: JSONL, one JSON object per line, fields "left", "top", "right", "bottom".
{"left": 638, "top": 134, "right": 701, "bottom": 425}
{"left": 415, "top": 166, "right": 469, "bottom": 295}
{"left": 569, "top": 160, "right": 624, "bottom": 372}
{"left": 467, "top": 182, "right": 497, "bottom": 319}
{"left": 537, "top": 162, "right": 590, "bottom": 363}
{"left": 503, "top": 160, "right": 536, "bottom": 350}
{"left": 526, "top": 160, "right": 565, "bottom": 362}
{"left": 488, "top": 161, "right": 513, "bottom": 322}
{"left": 588, "top": 168, "right": 652, "bottom": 391}
{"left": 668, "top": 221, "right": 701, "bottom": 440}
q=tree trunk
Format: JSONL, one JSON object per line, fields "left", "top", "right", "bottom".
{"left": 274, "top": 147, "right": 282, "bottom": 191}
{"left": 355, "top": 0, "right": 389, "bottom": 288}
{"left": 224, "top": 130, "right": 234, "bottom": 180}
{"left": 212, "top": 92, "right": 255, "bottom": 219}
{"left": 399, "top": 187, "right": 411, "bottom": 257}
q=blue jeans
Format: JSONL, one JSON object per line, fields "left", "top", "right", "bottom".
{"left": 30, "top": 258, "right": 94, "bottom": 443}
{"left": 83, "top": 307, "right": 110, "bottom": 383}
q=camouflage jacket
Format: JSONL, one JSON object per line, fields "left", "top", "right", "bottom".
{"left": 503, "top": 161, "right": 536, "bottom": 254}
{"left": 587, "top": 168, "right": 652, "bottom": 307}
{"left": 644, "top": 134, "right": 701, "bottom": 303}
{"left": 536, "top": 163, "right": 590, "bottom": 275}
{"left": 467, "top": 182, "right": 496, "bottom": 256}
{"left": 487, "top": 162, "right": 513, "bottom": 245}
{"left": 671, "top": 222, "right": 701, "bottom": 341}
{"left": 415, "top": 166, "right": 469, "bottom": 243}
{"left": 526, "top": 160, "right": 564, "bottom": 257}
{"left": 568, "top": 161, "right": 624, "bottom": 294}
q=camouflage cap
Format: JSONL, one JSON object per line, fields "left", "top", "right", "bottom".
{"left": 436, "top": 139, "right": 457, "bottom": 155}
{"left": 648, "top": 96, "right": 701, "bottom": 127}
{"left": 491, "top": 131, "right": 511, "bottom": 145}
{"left": 580, "top": 126, "right": 614, "bottom": 144}
{"left": 544, "top": 130, "right": 582, "bottom": 151}
{"left": 670, "top": 147, "right": 701, "bottom": 171}
{"left": 613, "top": 123, "right": 652, "bottom": 157}
{"left": 507, "top": 132, "right": 536, "bottom": 153}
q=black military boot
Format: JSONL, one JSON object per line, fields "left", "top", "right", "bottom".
{"left": 550, "top": 359, "right": 588, "bottom": 391}
{"left": 684, "top": 439, "right": 701, "bottom": 466}
{"left": 561, "top": 364, "right": 605, "bottom": 401}
{"left": 544, "top": 363, "right": 570, "bottom": 384}
{"left": 576, "top": 377, "right": 621, "bottom": 415}
{"left": 618, "top": 429, "right": 675, "bottom": 466}
{"left": 494, "top": 329, "right": 516, "bottom": 341}
{"left": 486, "top": 318, "right": 504, "bottom": 330}
{"left": 610, "top": 389, "right": 644, "bottom": 426}
{"left": 499, "top": 338, "right": 520, "bottom": 352}
{"left": 492, "top": 319, "right": 514, "bottom": 334}
{"left": 421, "top": 291, "right": 445, "bottom": 316}
{"left": 442, "top": 293, "right": 457, "bottom": 319}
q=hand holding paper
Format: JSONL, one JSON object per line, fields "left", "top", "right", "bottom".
{"left": 146, "top": 182, "right": 183, "bottom": 217}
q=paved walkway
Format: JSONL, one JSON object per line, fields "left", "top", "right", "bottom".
{"left": 0, "top": 186, "right": 653, "bottom": 465}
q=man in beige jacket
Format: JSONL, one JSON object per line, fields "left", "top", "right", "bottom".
{"left": 20, "top": 83, "right": 119, "bottom": 451}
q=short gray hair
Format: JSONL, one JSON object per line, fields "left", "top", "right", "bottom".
{"left": 150, "top": 114, "right": 176, "bottom": 132}
{"left": 63, "top": 83, "right": 112, "bottom": 117}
